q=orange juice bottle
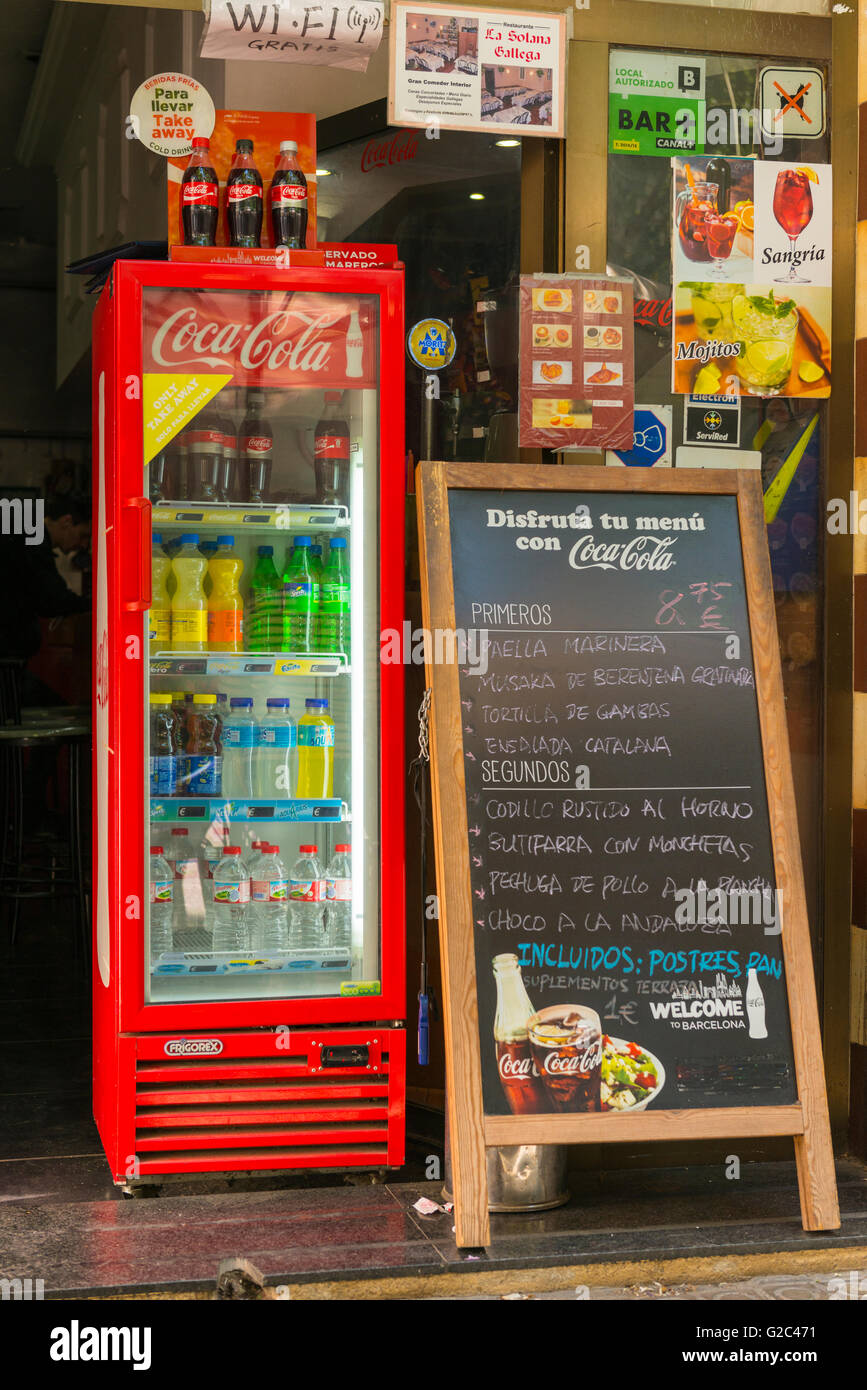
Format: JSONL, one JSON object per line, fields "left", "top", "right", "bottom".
{"left": 207, "top": 535, "right": 244, "bottom": 652}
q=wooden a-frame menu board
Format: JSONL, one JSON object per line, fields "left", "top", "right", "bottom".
{"left": 417, "top": 462, "right": 839, "bottom": 1249}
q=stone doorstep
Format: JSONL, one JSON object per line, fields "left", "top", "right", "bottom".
{"left": 56, "top": 1244, "right": 867, "bottom": 1302}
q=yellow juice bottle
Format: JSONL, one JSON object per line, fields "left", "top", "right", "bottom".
{"left": 296, "top": 698, "right": 334, "bottom": 798}
{"left": 207, "top": 535, "right": 244, "bottom": 652}
{"left": 149, "top": 533, "right": 172, "bottom": 651}
{"left": 170, "top": 532, "right": 208, "bottom": 652}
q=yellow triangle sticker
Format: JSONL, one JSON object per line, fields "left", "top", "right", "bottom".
{"left": 143, "top": 373, "right": 233, "bottom": 465}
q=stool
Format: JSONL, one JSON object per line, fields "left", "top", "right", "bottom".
{"left": 0, "top": 657, "right": 25, "bottom": 724}
{"left": 0, "top": 720, "right": 91, "bottom": 969}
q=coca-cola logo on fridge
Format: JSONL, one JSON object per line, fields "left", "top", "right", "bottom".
{"left": 143, "top": 291, "right": 375, "bottom": 389}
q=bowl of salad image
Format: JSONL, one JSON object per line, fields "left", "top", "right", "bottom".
{"left": 601, "top": 1036, "right": 665, "bottom": 1111}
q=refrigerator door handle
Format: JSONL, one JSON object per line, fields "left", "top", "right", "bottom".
{"left": 121, "top": 495, "right": 152, "bottom": 612}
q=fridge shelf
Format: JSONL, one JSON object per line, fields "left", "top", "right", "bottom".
{"left": 152, "top": 503, "right": 349, "bottom": 530}
{"left": 152, "top": 947, "right": 352, "bottom": 977}
{"left": 150, "top": 797, "right": 347, "bottom": 822}
{"left": 150, "top": 653, "right": 349, "bottom": 677}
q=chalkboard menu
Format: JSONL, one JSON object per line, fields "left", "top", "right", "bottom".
{"left": 449, "top": 486, "right": 796, "bottom": 1116}
{"left": 418, "top": 463, "right": 838, "bottom": 1248}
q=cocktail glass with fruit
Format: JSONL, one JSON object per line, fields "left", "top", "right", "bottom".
{"left": 732, "top": 293, "right": 798, "bottom": 395}
{"left": 773, "top": 168, "right": 815, "bottom": 284}
{"left": 690, "top": 282, "right": 746, "bottom": 341}
{"left": 704, "top": 213, "right": 739, "bottom": 276}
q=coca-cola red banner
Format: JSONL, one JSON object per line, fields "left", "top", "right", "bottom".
{"left": 142, "top": 288, "right": 376, "bottom": 389}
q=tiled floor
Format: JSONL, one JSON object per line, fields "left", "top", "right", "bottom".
{"left": 2, "top": 903, "right": 867, "bottom": 1299}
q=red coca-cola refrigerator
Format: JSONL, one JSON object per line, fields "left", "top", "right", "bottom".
{"left": 91, "top": 260, "right": 406, "bottom": 1184}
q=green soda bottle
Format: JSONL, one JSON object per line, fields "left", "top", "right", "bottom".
{"left": 319, "top": 537, "right": 350, "bottom": 657}
{"left": 249, "top": 545, "right": 282, "bottom": 652}
{"left": 282, "top": 535, "right": 319, "bottom": 653}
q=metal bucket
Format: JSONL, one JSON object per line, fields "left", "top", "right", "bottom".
{"left": 443, "top": 1115, "right": 570, "bottom": 1213}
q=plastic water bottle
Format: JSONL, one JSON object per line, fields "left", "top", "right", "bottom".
{"left": 212, "top": 846, "right": 250, "bottom": 952}
{"left": 200, "top": 821, "right": 229, "bottom": 884}
{"left": 325, "top": 843, "right": 352, "bottom": 949}
{"left": 171, "top": 832, "right": 207, "bottom": 937}
{"left": 222, "top": 697, "right": 257, "bottom": 800}
{"left": 250, "top": 844, "right": 290, "bottom": 952}
{"left": 255, "top": 697, "right": 296, "bottom": 800}
{"left": 149, "top": 847, "right": 174, "bottom": 960}
{"left": 288, "top": 844, "right": 326, "bottom": 949}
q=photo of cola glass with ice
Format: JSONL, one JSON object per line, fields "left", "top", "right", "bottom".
{"left": 528, "top": 1004, "right": 603, "bottom": 1112}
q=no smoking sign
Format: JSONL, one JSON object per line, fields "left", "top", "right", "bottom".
{"left": 759, "top": 65, "right": 825, "bottom": 140}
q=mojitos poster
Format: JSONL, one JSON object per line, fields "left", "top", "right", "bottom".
{"left": 388, "top": 2, "right": 565, "bottom": 137}
{"left": 671, "top": 158, "right": 831, "bottom": 399}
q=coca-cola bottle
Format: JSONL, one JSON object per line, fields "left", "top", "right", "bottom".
{"left": 185, "top": 407, "right": 223, "bottom": 502}
{"left": 240, "top": 390, "right": 273, "bottom": 504}
{"left": 314, "top": 391, "right": 350, "bottom": 506}
{"left": 215, "top": 391, "right": 239, "bottom": 503}
{"left": 169, "top": 429, "right": 189, "bottom": 502}
{"left": 269, "top": 140, "right": 308, "bottom": 250}
{"left": 226, "top": 138, "right": 263, "bottom": 249}
{"left": 181, "top": 136, "right": 219, "bottom": 247}
{"left": 493, "top": 954, "right": 548, "bottom": 1114}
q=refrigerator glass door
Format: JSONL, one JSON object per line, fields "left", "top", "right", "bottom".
{"left": 142, "top": 284, "right": 380, "bottom": 1003}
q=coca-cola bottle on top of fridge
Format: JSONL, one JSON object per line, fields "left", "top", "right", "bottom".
{"left": 270, "top": 140, "right": 308, "bottom": 250}
{"left": 226, "top": 139, "right": 263, "bottom": 249}
{"left": 314, "top": 391, "right": 350, "bottom": 506}
{"left": 240, "top": 390, "right": 273, "bottom": 504}
{"left": 181, "top": 136, "right": 219, "bottom": 247}
{"left": 493, "top": 954, "right": 548, "bottom": 1114}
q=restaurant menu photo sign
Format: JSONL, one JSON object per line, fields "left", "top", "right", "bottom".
{"left": 671, "top": 156, "right": 832, "bottom": 400}
{"left": 519, "top": 275, "right": 635, "bottom": 451}
{"left": 388, "top": 2, "right": 566, "bottom": 138}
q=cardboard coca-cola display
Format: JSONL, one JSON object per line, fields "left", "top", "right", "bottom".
{"left": 167, "top": 109, "right": 317, "bottom": 255}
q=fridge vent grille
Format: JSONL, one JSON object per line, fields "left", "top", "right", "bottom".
{"left": 132, "top": 1047, "right": 395, "bottom": 1173}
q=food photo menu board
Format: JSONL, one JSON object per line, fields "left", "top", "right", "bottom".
{"left": 417, "top": 462, "right": 839, "bottom": 1248}
{"left": 519, "top": 275, "right": 634, "bottom": 450}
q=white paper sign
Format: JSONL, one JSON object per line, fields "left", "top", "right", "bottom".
{"left": 389, "top": 2, "right": 566, "bottom": 138}
{"left": 201, "top": 0, "right": 384, "bottom": 71}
